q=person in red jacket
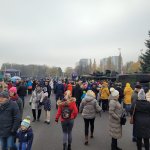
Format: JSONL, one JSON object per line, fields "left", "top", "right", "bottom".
{"left": 67, "top": 82, "right": 73, "bottom": 95}
{"left": 55, "top": 90, "right": 78, "bottom": 150}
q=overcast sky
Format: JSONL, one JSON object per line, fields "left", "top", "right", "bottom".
{"left": 0, "top": 0, "right": 150, "bottom": 70}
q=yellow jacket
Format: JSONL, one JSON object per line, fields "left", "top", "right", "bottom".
{"left": 124, "top": 83, "right": 133, "bottom": 104}
{"left": 100, "top": 87, "right": 110, "bottom": 100}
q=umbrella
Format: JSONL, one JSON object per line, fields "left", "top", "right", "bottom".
{"left": 11, "top": 76, "right": 21, "bottom": 82}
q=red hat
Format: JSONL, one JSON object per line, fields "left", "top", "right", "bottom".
{"left": 9, "top": 87, "right": 17, "bottom": 93}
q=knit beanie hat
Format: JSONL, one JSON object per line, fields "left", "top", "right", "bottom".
{"left": 110, "top": 88, "right": 119, "bottom": 97}
{"left": 9, "top": 87, "right": 17, "bottom": 93}
{"left": 138, "top": 89, "right": 146, "bottom": 100}
{"left": 21, "top": 116, "right": 31, "bottom": 128}
{"left": 0, "top": 91, "right": 9, "bottom": 98}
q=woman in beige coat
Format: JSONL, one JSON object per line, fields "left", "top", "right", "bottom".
{"left": 109, "top": 88, "right": 123, "bottom": 150}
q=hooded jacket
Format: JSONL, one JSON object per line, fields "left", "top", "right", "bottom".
{"left": 130, "top": 100, "right": 150, "bottom": 138}
{"left": 109, "top": 99, "right": 123, "bottom": 139}
{"left": 79, "top": 95, "right": 102, "bottom": 119}
{"left": 100, "top": 85, "right": 110, "bottom": 100}
{"left": 55, "top": 98, "right": 78, "bottom": 122}
{"left": 124, "top": 83, "right": 133, "bottom": 104}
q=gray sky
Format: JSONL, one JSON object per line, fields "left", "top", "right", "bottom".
{"left": 0, "top": 0, "right": 150, "bottom": 70}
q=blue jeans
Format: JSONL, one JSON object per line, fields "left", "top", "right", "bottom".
{"left": 0, "top": 136, "right": 15, "bottom": 150}
{"left": 125, "top": 104, "right": 131, "bottom": 113}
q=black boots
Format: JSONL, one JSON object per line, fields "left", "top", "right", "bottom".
{"left": 111, "top": 145, "right": 122, "bottom": 150}
{"left": 68, "top": 144, "right": 71, "bottom": 150}
{"left": 63, "top": 143, "right": 71, "bottom": 150}
{"left": 63, "top": 143, "right": 67, "bottom": 150}
{"left": 90, "top": 133, "right": 94, "bottom": 138}
{"left": 111, "top": 138, "right": 122, "bottom": 150}
{"left": 84, "top": 136, "right": 88, "bottom": 145}
{"left": 116, "top": 147, "right": 122, "bottom": 150}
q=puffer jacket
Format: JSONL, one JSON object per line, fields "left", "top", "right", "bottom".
{"left": 29, "top": 90, "right": 43, "bottom": 109}
{"left": 79, "top": 95, "right": 102, "bottom": 119}
{"left": 100, "top": 87, "right": 110, "bottom": 100}
{"left": 55, "top": 98, "right": 78, "bottom": 122}
{"left": 0, "top": 100, "right": 20, "bottom": 137}
{"left": 109, "top": 99, "right": 123, "bottom": 139}
{"left": 130, "top": 100, "right": 150, "bottom": 138}
{"left": 124, "top": 83, "right": 133, "bottom": 104}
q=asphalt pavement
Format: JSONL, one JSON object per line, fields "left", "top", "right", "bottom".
{"left": 22, "top": 94, "right": 137, "bottom": 150}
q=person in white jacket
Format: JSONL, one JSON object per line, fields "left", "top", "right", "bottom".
{"left": 29, "top": 84, "right": 43, "bottom": 122}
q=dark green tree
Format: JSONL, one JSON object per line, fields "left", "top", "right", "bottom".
{"left": 140, "top": 31, "right": 150, "bottom": 72}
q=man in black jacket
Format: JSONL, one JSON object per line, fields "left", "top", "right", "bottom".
{"left": 44, "top": 80, "right": 51, "bottom": 98}
{"left": 0, "top": 91, "right": 20, "bottom": 150}
{"left": 17, "top": 80, "right": 27, "bottom": 108}
{"left": 72, "top": 82, "right": 83, "bottom": 111}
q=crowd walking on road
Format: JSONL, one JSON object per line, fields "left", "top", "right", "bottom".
{"left": 0, "top": 78, "right": 150, "bottom": 150}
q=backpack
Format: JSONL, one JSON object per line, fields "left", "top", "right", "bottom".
{"left": 61, "top": 105, "right": 72, "bottom": 120}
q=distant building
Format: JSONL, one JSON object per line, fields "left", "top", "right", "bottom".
{"left": 100, "top": 53, "right": 123, "bottom": 74}
{"left": 77, "top": 59, "right": 90, "bottom": 75}
{"left": 79, "top": 59, "right": 90, "bottom": 68}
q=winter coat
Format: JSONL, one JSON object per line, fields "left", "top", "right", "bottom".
{"left": 17, "top": 84, "right": 27, "bottom": 97}
{"left": 27, "top": 81, "right": 32, "bottom": 90}
{"left": 0, "top": 100, "right": 20, "bottom": 137}
{"left": 72, "top": 84, "right": 83, "bottom": 103}
{"left": 146, "top": 90, "right": 150, "bottom": 102}
{"left": 124, "top": 83, "right": 133, "bottom": 104}
{"left": 17, "top": 127, "right": 33, "bottom": 150}
{"left": 55, "top": 98, "right": 78, "bottom": 122}
{"left": 79, "top": 95, "right": 102, "bottom": 119}
{"left": 100, "top": 87, "right": 110, "bottom": 100}
{"left": 131, "top": 90, "right": 138, "bottom": 104}
{"left": 109, "top": 99, "right": 123, "bottom": 139}
{"left": 91, "top": 87, "right": 99, "bottom": 98}
{"left": 7, "top": 83, "right": 13, "bottom": 90}
{"left": 29, "top": 90, "right": 43, "bottom": 109}
{"left": 10, "top": 95, "right": 23, "bottom": 120}
{"left": 55, "top": 83, "right": 64, "bottom": 95}
{"left": 116, "top": 86, "right": 124, "bottom": 100}
{"left": 67, "top": 84, "right": 73, "bottom": 94}
{"left": 130, "top": 100, "right": 150, "bottom": 138}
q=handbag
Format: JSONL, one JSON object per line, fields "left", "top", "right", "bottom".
{"left": 130, "top": 104, "right": 136, "bottom": 124}
{"left": 120, "top": 110, "right": 127, "bottom": 125}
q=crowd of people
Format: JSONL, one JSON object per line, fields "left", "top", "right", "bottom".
{"left": 0, "top": 78, "right": 150, "bottom": 150}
